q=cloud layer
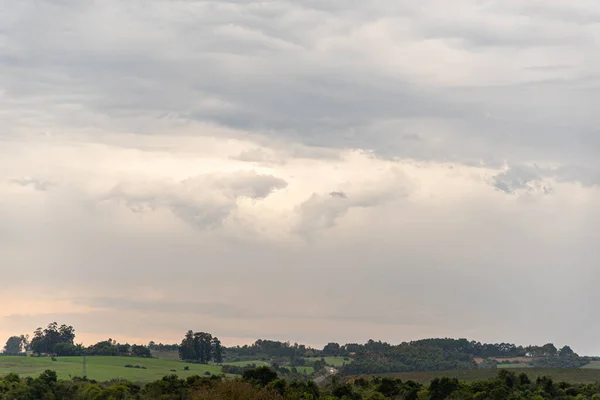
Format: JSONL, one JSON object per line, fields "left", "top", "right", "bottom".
{"left": 2, "top": 0, "right": 600, "bottom": 354}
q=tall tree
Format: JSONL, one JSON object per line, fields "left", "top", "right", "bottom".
{"left": 193, "top": 332, "right": 213, "bottom": 363}
{"left": 212, "top": 337, "right": 223, "bottom": 364}
{"left": 179, "top": 331, "right": 196, "bottom": 361}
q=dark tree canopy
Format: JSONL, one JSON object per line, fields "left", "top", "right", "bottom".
{"left": 178, "top": 331, "right": 223, "bottom": 364}
{"left": 30, "top": 323, "right": 75, "bottom": 355}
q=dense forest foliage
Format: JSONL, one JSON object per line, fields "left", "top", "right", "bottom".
{"left": 338, "top": 339, "right": 587, "bottom": 375}
{"left": 4, "top": 368, "right": 600, "bottom": 399}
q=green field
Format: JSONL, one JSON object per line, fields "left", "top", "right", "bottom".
{"left": 303, "top": 356, "right": 351, "bottom": 367}
{"left": 292, "top": 366, "right": 314, "bottom": 374}
{"left": 323, "top": 357, "right": 351, "bottom": 367}
{"left": 497, "top": 363, "right": 533, "bottom": 369}
{"left": 0, "top": 356, "right": 222, "bottom": 382}
{"left": 223, "top": 360, "right": 271, "bottom": 367}
{"left": 149, "top": 350, "right": 180, "bottom": 360}
{"left": 353, "top": 368, "right": 600, "bottom": 384}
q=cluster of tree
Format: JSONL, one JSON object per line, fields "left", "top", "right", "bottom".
{"left": 86, "top": 339, "right": 152, "bottom": 358}
{"left": 3, "top": 323, "right": 155, "bottom": 358}
{"left": 226, "top": 339, "right": 317, "bottom": 361}
{"left": 29, "top": 323, "right": 76, "bottom": 355}
{"left": 179, "top": 331, "right": 223, "bottom": 364}
{"left": 147, "top": 342, "right": 179, "bottom": 352}
{"left": 530, "top": 356, "right": 588, "bottom": 369}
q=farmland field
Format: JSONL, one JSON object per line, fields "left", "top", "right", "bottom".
{"left": 0, "top": 356, "right": 222, "bottom": 382}
{"left": 351, "top": 368, "right": 600, "bottom": 384}
{"left": 497, "top": 363, "right": 533, "bottom": 369}
{"left": 581, "top": 361, "right": 600, "bottom": 369}
{"left": 323, "top": 357, "right": 351, "bottom": 367}
{"left": 303, "top": 356, "right": 351, "bottom": 367}
{"left": 221, "top": 360, "right": 271, "bottom": 367}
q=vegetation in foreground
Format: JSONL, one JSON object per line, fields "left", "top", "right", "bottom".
{"left": 5, "top": 367, "right": 600, "bottom": 399}
{"left": 353, "top": 368, "right": 600, "bottom": 385}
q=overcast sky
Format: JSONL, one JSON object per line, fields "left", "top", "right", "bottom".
{"left": 2, "top": 0, "right": 600, "bottom": 354}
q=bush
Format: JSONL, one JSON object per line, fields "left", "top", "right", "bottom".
{"left": 184, "top": 366, "right": 190, "bottom": 371}
{"left": 124, "top": 364, "right": 133, "bottom": 368}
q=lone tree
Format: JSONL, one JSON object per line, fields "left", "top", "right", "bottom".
{"left": 3, "top": 335, "right": 28, "bottom": 355}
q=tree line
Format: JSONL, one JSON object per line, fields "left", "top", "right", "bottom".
{"left": 1, "top": 323, "right": 152, "bottom": 358}
{"left": 339, "top": 338, "right": 586, "bottom": 375}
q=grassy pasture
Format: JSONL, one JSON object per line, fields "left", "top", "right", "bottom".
{"left": 303, "top": 356, "right": 351, "bottom": 367}
{"left": 223, "top": 360, "right": 271, "bottom": 367}
{"left": 497, "top": 363, "right": 533, "bottom": 369}
{"left": 0, "top": 356, "right": 222, "bottom": 382}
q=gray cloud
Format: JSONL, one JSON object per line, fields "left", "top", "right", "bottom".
{"left": 3, "top": 0, "right": 600, "bottom": 354}
{"left": 294, "top": 177, "right": 408, "bottom": 240}
{"left": 329, "top": 191, "right": 347, "bottom": 199}
{"left": 106, "top": 171, "right": 287, "bottom": 230}
{"left": 490, "top": 165, "right": 553, "bottom": 195}
{"left": 3, "top": 0, "right": 599, "bottom": 173}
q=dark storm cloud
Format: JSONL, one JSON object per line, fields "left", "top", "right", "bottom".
{"left": 3, "top": 0, "right": 599, "bottom": 176}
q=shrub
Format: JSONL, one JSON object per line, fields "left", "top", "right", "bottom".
{"left": 184, "top": 366, "right": 190, "bottom": 371}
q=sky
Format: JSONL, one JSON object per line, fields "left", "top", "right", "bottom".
{"left": 2, "top": 0, "right": 600, "bottom": 354}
